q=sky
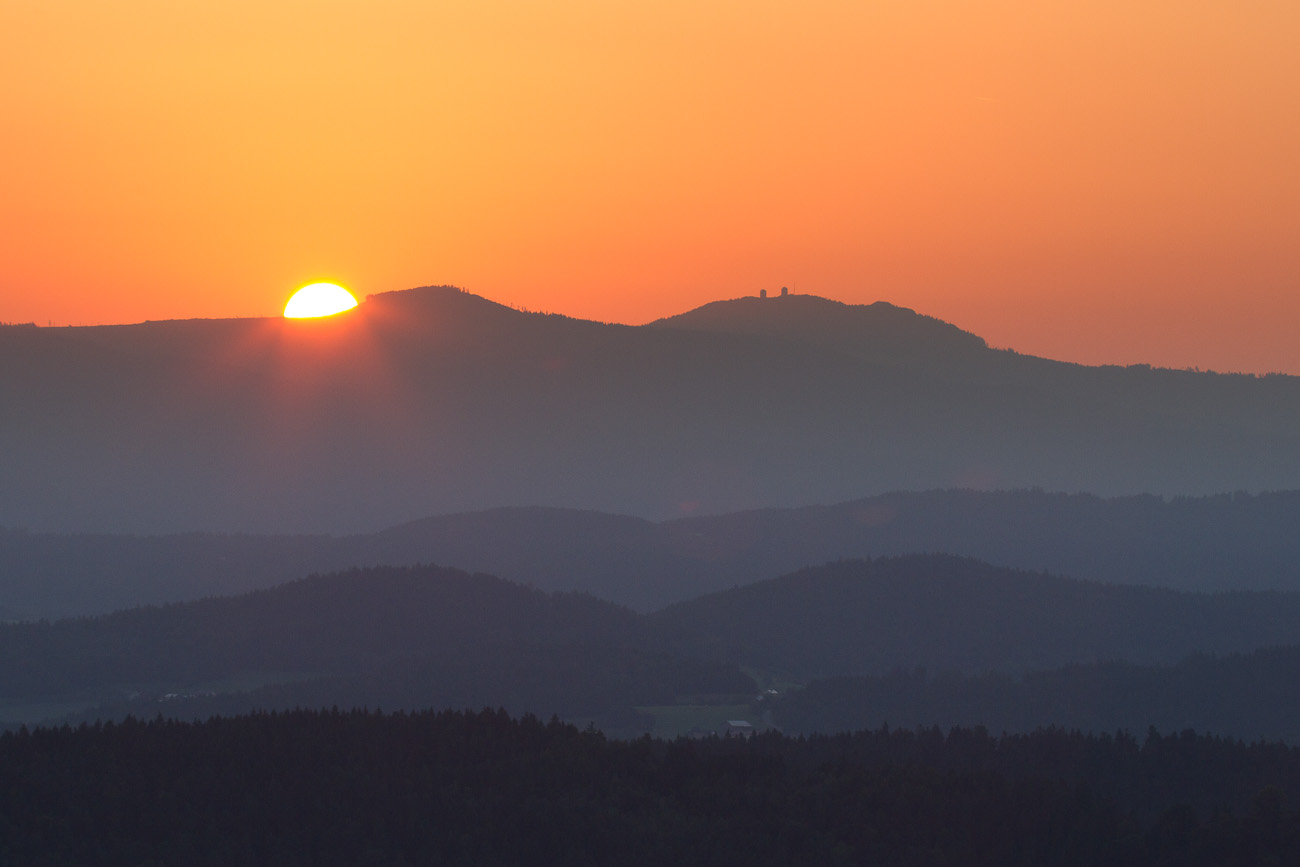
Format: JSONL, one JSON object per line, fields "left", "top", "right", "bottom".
{"left": 3, "top": 0, "right": 1298, "bottom": 374}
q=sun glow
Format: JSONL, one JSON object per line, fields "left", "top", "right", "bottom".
{"left": 283, "top": 283, "right": 358, "bottom": 319}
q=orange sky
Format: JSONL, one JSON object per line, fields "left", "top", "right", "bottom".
{"left": 3, "top": 0, "right": 1298, "bottom": 373}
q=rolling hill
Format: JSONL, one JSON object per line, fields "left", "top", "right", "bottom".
{"left": 5, "top": 489, "right": 1300, "bottom": 619}
{"left": 0, "top": 564, "right": 750, "bottom": 732}
{"left": 9, "top": 556, "right": 1300, "bottom": 735}
{"left": 649, "top": 555, "right": 1300, "bottom": 679}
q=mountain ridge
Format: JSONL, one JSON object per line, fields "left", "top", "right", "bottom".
{"left": 4, "top": 286, "right": 1299, "bottom": 534}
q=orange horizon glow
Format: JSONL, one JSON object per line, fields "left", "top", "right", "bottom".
{"left": 3, "top": 1, "right": 1298, "bottom": 374}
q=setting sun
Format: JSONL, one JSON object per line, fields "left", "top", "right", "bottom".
{"left": 283, "top": 283, "right": 358, "bottom": 319}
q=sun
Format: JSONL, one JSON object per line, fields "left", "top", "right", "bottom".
{"left": 283, "top": 283, "right": 359, "bottom": 318}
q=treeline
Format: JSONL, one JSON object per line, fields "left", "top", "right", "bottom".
{"left": 4, "top": 708, "right": 1300, "bottom": 866}
{"left": 774, "top": 646, "right": 1300, "bottom": 744}
{"left": 47, "top": 646, "right": 747, "bottom": 737}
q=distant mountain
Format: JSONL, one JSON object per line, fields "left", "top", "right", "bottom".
{"left": 649, "top": 556, "right": 1300, "bottom": 679}
{"left": 3, "top": 286, "right": 1299, "bottom": 534}
{"left": 6, "top": 489, "right": 1300, "bottom": 619}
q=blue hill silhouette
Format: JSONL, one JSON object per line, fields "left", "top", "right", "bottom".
{"left": 2, "top": 286, "right": 1298, "bottom": 534}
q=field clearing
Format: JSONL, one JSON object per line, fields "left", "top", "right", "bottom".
{"left": 635, "top": 704, "right": 760, "bottom": 739}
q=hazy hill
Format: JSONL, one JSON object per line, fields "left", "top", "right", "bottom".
{"left": 774, "top": 645, "right": 1300, "bottom": 744}
{"left": 12, "top": 555, "right": 1300, "bottom": 715}
{"left": 6, "top": 489, "right": 1300, "bottom": 619}
{"left": 0, "top": 564, "right": 750, "bottom": 730}
{"left": 655, "top": 488, "right": 1300, "bottom": 597}
{"left": 0, "top": 564, "right": 636, "bottom": 695}
{"left": 9, "top": 556, "right": 1300, "bottom": 742}
{"left": 3, "top": 286, "right": 1299, "bottom": 534}
{"left": 649, "top": 556, "right": 1300, "bottom": 679}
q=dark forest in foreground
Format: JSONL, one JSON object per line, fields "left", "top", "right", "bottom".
{"left": 4, "top": 708, "right": 1300, "bottom": 867}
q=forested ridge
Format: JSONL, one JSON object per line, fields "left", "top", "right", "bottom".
{"left": 0, "top": 565, "right": 751, "bottom": 735}
{"left": 774, "top": 646, "right": 1300, "bottom": 743}
{"left": 651, "top": 556, "right": 1300, "bottom": 678}
{"left": 3, "top": 708, "right": 1300, "bottom": 866}
{"left": 9, "top": 558, "right": 1300, "bottom": 743}
{"left": 0, "top": 564, "right": 643, "bottom": 694}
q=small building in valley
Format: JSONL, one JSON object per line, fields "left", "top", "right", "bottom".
{"left": 724, "top": 720, "right": 755, "bottom": 738}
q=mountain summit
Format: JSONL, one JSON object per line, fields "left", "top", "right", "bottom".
{"left": 650, "top": 294, "right": 989, "bottom": 369}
